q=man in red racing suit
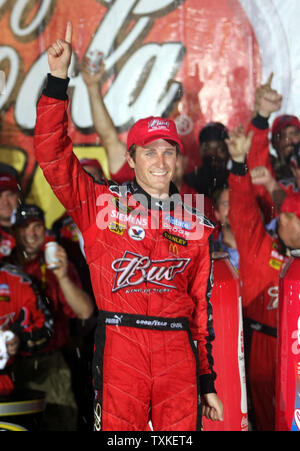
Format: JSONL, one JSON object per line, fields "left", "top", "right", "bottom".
{"left": 34, "top": 22, "right": 223, "bottom": 431}
{"left": 226, "top": 128, "right": 293, "bottom": 430}
{"left": 0, "top": 262, "right": 50, "bottom": 396}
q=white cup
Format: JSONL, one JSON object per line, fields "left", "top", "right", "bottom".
{"left": 0, "top": 330, "right": 14, "bottom": 370}
{"left": 45, "top": 241, "right": 59, "bottom": 269}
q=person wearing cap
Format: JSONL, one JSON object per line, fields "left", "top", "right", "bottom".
{"left": 277, "top": 192, "right": 300, "bottom": 249}
{"left": 51, "top": 157, "right": 102, "bottom": 430}
{"left": 245, "top": 75, "right": 300, "bottom": 211}
{"left": 0, "top": 261, "right": 50, "bottom": 397}
{"left": 33, "top": 22, "right": 223, "bottom": 431}
{"left": 7, "top": 203, "right": 94, "bottom": 431}
{"left": 226, "top": 126, "right": 300, "bottom": 431}
{"left": 221, "top": 75, "right": 288, "bottom": 227}
{"left": 274, "top": 142, "right": 300, "bottom": 197}
{"left": 81, "top": 51, "right": 200, "bottom": 210}
{"left": 0, "top": 163, "right": 22, "bottom": 259}
{"left": 271, "top": 114, "right": 300, "bottom": 179}
{"left": 212, "top": 186, "right": 239, "bottom": 272}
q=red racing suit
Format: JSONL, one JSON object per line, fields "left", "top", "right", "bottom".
{"left": 7, "top": 248, "right": 78, "bottom": 352}
{"left": 0, "top": 226, "right": 16, "bottom": 259}
{"left": 0, "top": 262, "right": 49, "bottom": 395}
{"left": 246, "top": 114, "right": 278, "bottom": 224}
{"left": 34, "top": 75, "right": 217, "bottom": 431}
{"left": 228, "top": 163, "right": 289, "bottom": 431}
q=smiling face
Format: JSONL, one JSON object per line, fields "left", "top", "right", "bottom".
{"left": 273, "top": 125, "right": 300, "bottom": 161}
{"left": 0, "top": 190, "right": 19, "bottom": 227}
{"left": 14, "top": 220, "right": 45, "bottom": 260}
{"left": 126, "top": 139, "right": 178, "bottom": 198}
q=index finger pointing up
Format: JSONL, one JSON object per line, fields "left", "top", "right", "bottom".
{"left": 266, "top": 72, "right": 274, "bottom": 88}
{"left": 65, "top": 21, "right": 72, "bottom": 44}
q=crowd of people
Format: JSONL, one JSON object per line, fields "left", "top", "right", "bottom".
{"left": 0, "top": 22, "right": 300, "bottom": 432}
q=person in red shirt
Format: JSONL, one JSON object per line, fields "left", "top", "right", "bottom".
{"left": 8, "top": 203, "right": 94, "bottom": 431}
{"left": 33, "top": 22, "right": 223, "bottom": 431}
{"left": 226, "top": 126, "right": 300, "bottom": 431}
{"left": 0, "top": 262, "right": 49, "bottom": 396}
{"left": 271, "top": 114, "right": 300, "bottom": 180}
{"left": 0, "top": 163, "right": 22, "bottom": 259}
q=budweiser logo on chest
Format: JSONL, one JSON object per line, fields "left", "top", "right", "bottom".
{"left": 111, "top": 251, "right": 190, "bottom": 292}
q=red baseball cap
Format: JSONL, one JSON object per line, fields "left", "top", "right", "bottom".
{"left": 280, "top": 192, "right": 300, "bottom": 220}
{"left": 0, "top": 173, "right": 19, "bottom": 192}
{"left": 271, "top": 115, "right": 300, "bottom": 138}
{"left": 127, "top": 116, "right": 184, "bottom": 153}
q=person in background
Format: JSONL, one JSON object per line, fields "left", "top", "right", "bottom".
{"left": 226, "top": 125, "right": 300, "bottom": 431}
{"left": 271, "top": 114, "right": 300, "bottom": 179}
{"left": 213, "top": 186, "right": 239, "bottom": 272}
{"left": 7, "top": 203, "right": 94, "bottom": 431}
{"left": 52, "top": 157, "right": 102, "bottom": 430}
{"left": 276, "top": 142, "right": 300, "bottom": 195}
{"left": 0, "top": 163, "right": 22, "bottom": 259}
{"left": 0, "top": 262, "right": 50, "bottom": 397}
{"left": 184, "top": 122, "right": 230, "bottom": 198}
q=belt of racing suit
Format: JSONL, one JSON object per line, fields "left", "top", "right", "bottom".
{"left": 93, "top": 310, "right": 202, "bottom": 430}
{"left": 244, "top": 317, "right": 277, "bottom": 338}
{"left": 0, "top": 366, "right": 11, "bottom": 375}
{"left": 98, "top": 310, "right": 190, "bottom": 331}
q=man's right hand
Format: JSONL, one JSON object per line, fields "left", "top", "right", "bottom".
{"left": 48, "top": 21, "right": 73, "bottom": 79}
{"left": 254, "top": 72, "right": 282, "bottom": 118}
{"left": 81, "top": 56, "right": 105, "bottom": 89}
{"left": 226, "top": 126, "right": 253, "bottom": 163}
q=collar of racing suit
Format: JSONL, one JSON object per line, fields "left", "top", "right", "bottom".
{"left": 125, "top": 178, "right": 181, "bottom": 212}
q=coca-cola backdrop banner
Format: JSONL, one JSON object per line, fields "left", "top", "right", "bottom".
{"left": 0, "top": 0, "right": 299, "bottom": 226}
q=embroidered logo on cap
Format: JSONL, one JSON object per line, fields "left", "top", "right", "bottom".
{"left": 148, "top": 118, "right": 170, "bottom": 131}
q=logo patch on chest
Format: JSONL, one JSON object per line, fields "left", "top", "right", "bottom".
{"left": 128, "top": 226, "right": 145, "bottom": 241}
{"left": 108, "top": 221, "right": 126, "bottom": 236}
{"left": 163, "top": 231, "right": 187, "bottom": 246}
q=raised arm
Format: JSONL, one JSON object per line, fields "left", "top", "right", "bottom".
{"left": 247, "top": 73, "right": 282, "bottom": 171}
{"left": 34, "top": 22, "right": 107, "bottom": 232}
{"left": 81, "top": 57, "right": 127, "bottom": 174}
{"left": 226, "top": 127, "right": 274, "bottom": 306}
{"left": 250, "top": 165, "right": 286, "bottom": 211}
{"left": 52, "top": 245, "right": 94, "bottom": 320}
{"left": 48, "top": 21, "right": 73, "bottom": 80}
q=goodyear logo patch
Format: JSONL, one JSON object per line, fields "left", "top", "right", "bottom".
{"left": 163, "top": 231, "right": 187, "bottom": 246}
{"left": 108, "top": 221, "right": 126, "bottom": 236}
